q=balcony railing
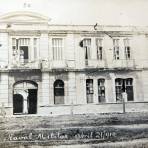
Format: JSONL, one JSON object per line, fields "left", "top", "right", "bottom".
{"left": 10, "top": 60, "right": 41, "bottom": 69}
{"left": 0, "top": 60, "right": 8, "bottom": 69}
{"left": 41, "top": 60, "right": 75, "bottom": 70}
{"left": 111, "top": 59, "right": 135, "bottom": 69}
{"left": 135, "top": 60, "right": 148, "bottom": 69}
{"left": 85, "top": 59, "right": 106, "bottom": 68}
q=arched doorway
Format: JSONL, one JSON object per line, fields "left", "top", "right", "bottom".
{"left": 13, "top": 80, "right": 38, "bottom": 114}
{"left": 54, "top": 80, "right": 64, "bottom": 104}
{"left": 13, "top": 94, "right": 23, "bottom": 114}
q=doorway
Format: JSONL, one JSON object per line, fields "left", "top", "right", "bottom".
{"left": 13, "top": 94, "right": 23, "bottom": 114}
{"left": 13, "top": 81, "right": 38, "bottom": 115}
{"left": 28, "top": 89, "right": 37, "bottom": 114}
{"left": 20, "top": 46, "right": 29, "bottom": 63}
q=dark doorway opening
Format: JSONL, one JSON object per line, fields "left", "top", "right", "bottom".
{"left": 13, "top": 94, "right": 23, "bottom": 114}
{"left": 28, "top": 89, "right": 37, "bottom": 114}
{"left": 20, "top": 46, "right": 28, "bottom": 63}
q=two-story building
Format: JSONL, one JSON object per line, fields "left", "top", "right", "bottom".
{"left": 0, "top": 11, "right": 148, "bottom": 116}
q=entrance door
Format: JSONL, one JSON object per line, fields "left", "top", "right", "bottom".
{"left": 28, "top": 89, "right": 37, "bottom": 114}
{"left": 13, "top": 94, "right": 23, "bottom": 114}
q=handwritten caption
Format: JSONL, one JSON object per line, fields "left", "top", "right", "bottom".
{"left": 6, "top": 130, "right": 116, "bottom": 141}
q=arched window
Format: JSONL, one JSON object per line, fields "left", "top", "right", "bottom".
{"left": 54, "top": 80, "right": 64, "bottom": 104}
{"left": 86, "top": 79, "right": 93, "bottom": 103}
{"left": 98, "top": 79, "right": 105, "bottom": 103}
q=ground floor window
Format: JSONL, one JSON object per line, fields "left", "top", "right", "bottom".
{"left": 86, "top": 79, "right": 93, "bottom": 103}
{"left": 54, "top": 79, "right": 64, "bottom": 104}
{"left": 126, "top": 78, "right": 134, "bottom": 101}
{"left": 98, "top": 79, "right": 105, "bottom": 102}
{"left": 115, "top": 78, "right": 134, "bottom": 102}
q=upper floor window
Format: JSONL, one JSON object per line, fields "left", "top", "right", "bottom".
{"left": 52, "top": 38, "right": 63, "bottom": 60}
{"left": 86, "top": 79, "right": 93, "bottom": 103}
{"left": 83, "top": 39, "right": 91, "bottom": 60}
{"left": 124, "top": 39, "right": 131, "bottom": 59}
{"left": 113, "top": 39, "right": 120, "bottom": 60}
{"left": 96, "top": 39, "right": 103, "bottom": 60}
{"left": 12, "top": 38, "right": 30, "bottom": 64}
{"left": 12, "top": 37, "right": 39, "bottom": 64}
{"left": 115, "top": 78, "right": 134, "bottom": 102}
{"left": 98, "top": 79, "right": 105, "bottom": 102}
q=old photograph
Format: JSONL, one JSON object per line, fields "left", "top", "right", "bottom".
{"left": 0, "top": 0, "right": 148, "bottom": 147}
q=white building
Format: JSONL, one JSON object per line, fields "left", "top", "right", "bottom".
{"left": 0, "top": 11, "right": 148, "bottom": 116}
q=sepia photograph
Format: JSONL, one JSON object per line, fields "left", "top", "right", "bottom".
{"left": 0, "top": 0, "right": 148, "bottom": 147}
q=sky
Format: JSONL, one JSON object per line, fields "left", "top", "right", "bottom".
{"left": 0, "top": 0, "right": 148, "bottom": 26}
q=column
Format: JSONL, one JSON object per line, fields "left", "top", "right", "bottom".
{"left": 93, "top": 79, "right": 98, "bottom": 103}
{"left": 39, "top": 33, "right": 49, "bottom": 60}
{"left": 76, "top": 73, "right": 87, "bottom": 104}
{"left": 41, "top": 72, "right": 50, "bottom": 106}
{"left": 0, "top": 73, "right": 9, "bottom": 106}
{"left": 22, "top": 90, "right": 28, "bottom": 114}
{"left": 109, "top": 73, "right": 116, "bottom": 103}
{"left": 67, "top": 72, "right": 76, "bottom": 104}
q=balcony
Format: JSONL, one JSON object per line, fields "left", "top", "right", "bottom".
{"left": 10, "top": 61, "right": 41, "bottom": 69}
{"left": 51, "top": 60, "right": 67, "bottom": 69}
{"left": 136, "top": 60, "right": 148, "bottom": 69}
{"left": 0, "top": 60, "right": 8, "bottom": 70}
{"left": 41, "top": 60, "right": 75, "bottom": 70}
{"left": 111, "top": 59, "right": 135, "bottom": 69}
{"left": 85, "top": 60, "right": 106, "bottom": 68}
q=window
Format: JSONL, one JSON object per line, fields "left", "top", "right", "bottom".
{"left": 96, "top": 39, "right": 103, "bottom": 60}
{"left": 86, "top": 79, "right": 93, "bottom": 103}
{"left": 12, "top": 38, "right": 30, "bottom": 64}
{"left": 115, "top": 78, "right": 123, "bottom": 102}
{"left": 19, "top": 38, "right": 30, "bottom": 63}
{"left": 20, "top": 46, "right": 29, "bottom": 63}
{"left": 126, "top": 78, "right": 134, "bottom": 101}
{"left": 124, "top": 39, "right": 131, "bottom": 59}
{"left": 83, "top": 39, "right": 91, "bottom": 60}
{"left": 54, "top": 80, "right": 64, "bottom": 104}
{"left": 115, "top": 78, "right": 134, "bottom": 102}
{"left": 52, "top": 38, "right": 63, "bottom": 60}
{"left": 98, "top": 79, "right": 105, "bottom": 102}
{"left": 113, "top": 39, "right": 120, "bottom": 60}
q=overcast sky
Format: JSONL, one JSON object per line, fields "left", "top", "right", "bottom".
{"left": 0, "top": 0, "right": 148, "bottom": 26}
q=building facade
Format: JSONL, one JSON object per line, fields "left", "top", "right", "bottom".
{"left": 0, "top": 11, "right": 148, "bottom": 116}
